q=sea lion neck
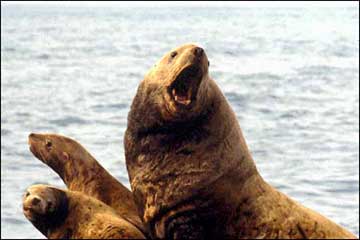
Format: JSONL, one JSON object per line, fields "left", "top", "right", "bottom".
{"left": 125, "top": 78, "right": 260, "bottom": 230}
{"left": 61, "top": 149, "right": 103, "bottom": 190}
{"left": 46, "top": 187, "right": 69, "bottom": 228}
{"left": 28, "top": 133, "right": 104, "bottom": 189}
{"left": 132, "top": 98, "right": 215, "bottom": 140}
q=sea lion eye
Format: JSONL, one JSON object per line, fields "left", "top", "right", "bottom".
{"left": 45, "top": 140, "right": 52, "bottom": 149}
{"left": 170, "top": 51, "right": 177, "bottom": 58}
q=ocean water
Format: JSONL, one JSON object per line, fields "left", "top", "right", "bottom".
{"left": 1, "top": 4, "right": 359, "bottom": 238}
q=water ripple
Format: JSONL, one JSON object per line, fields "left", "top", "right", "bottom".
{"left": 1, "top": 5, "right": 358, "bottom": 238}
{"left": 48, "top": 116, "right": 90, "bottom": 127}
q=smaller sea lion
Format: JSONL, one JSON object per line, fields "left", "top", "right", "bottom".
{"left": 28, "top": 133, "right": 144, "bottom": 234}
{"left": 22, "top": 184, "right": 145, "bottom": 239}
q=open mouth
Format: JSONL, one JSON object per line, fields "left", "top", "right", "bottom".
{"left": 169, "top": 65, "right": 202, "bottom": 106}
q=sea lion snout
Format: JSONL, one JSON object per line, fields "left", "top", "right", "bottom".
{"left": 28, "top": 133, "right": 41, "bottom": 142}
{"left": 23, "top": 192, "right": 48, "bottom": 217}
{"left": 28, "top": 133, "right": 56, "bottom": 163}
{"left": 187, "top": 45, "right": 206, "bottom": 66}
{"left": 28, "top": 133, "right": 43, "bottom": 147}
{"left": 28, "top": 133, "right": 44, "bottom": 161}
{"left": 193, "top": 46, "right": 204, "bottom": 58}
{"left": 28, "top": 133, "right": 35, "bottom": 145}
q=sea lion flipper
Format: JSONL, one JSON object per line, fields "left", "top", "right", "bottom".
{"left": 165, "top": 213, "right": 208, "bottom": 240}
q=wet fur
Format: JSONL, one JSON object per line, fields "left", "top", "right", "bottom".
{"left": 125, "top": 44, "right": 357, "bottom": 239}
{"left": 23, "top": 185, "right": 145, "bottom": 239}
{"left": 28, "top": 133, "right": 145, "bottom": 235}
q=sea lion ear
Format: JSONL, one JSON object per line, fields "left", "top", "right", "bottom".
{"left": 60, "top": 152, "right": 69, "bottom": 161}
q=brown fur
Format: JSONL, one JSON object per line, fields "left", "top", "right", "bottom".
{"left": 124, "top": 44, "right": 357, "bottom": 239}
{"left": 22, "top": 184, "right": 145, "bottom": 239}
{"left": 28, "top": 133, "right": 145, "bottom": 234}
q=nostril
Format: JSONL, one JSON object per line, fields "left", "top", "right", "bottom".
{"left": 29, "top": 133, "right": 35, "bottom": 138}
{"left": 31, "top": 197, "right": 41, "bottom": 205}
{"left": 194, "top": 47, "right": 203, "bottom": 57}
{"left": 25, "top": 191, "right": 30, "bottom": 197}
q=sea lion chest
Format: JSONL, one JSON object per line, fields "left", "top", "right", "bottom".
{"left": 125, "top": 111, "right": 240, "bottom": 238}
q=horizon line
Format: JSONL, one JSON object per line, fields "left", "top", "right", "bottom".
{"left": 1, "top": 1, "right": 358, "bottom": 8}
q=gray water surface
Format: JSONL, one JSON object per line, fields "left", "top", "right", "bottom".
{"left": 1, "top": 5, "right": 359, "bottom": 238}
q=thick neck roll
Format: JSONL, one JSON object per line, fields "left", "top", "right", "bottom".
{"left": 125, "top": 44, "right": 258, "bottom": 238}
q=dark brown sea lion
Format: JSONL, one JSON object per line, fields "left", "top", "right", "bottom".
{"left": 124, "top": 43, "right": 357, "bottom": 239}
{"left": 22, "top": 184, "right": 145, "bottom": 239}
{"left": 28, "top": 133, "right": 145, "bottom": 234}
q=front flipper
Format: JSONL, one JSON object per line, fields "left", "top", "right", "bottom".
{"left": 159, "top": 209, "right": 224, "bottom": 240}
{"left": 166, "top": 211, "right": 206, "bottom": 240}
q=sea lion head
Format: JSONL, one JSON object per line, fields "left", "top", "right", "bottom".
{"left": 28, "top": 133, "right": 87, "bottom": 175}
{"left": 134, "top": 43, "right": 211, "bottom": 126}
{"left": 22, "top": 184, "right": 68, "bottom": 236}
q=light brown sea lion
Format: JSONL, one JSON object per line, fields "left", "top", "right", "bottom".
{"left": 22, "top": 184, "right": 145, "bottom": 239}
{"left": 28, "top": 133, "right": 145, "bottom": 235}
{"left": 124, "top": 43, "right": 357, "bottom": 239}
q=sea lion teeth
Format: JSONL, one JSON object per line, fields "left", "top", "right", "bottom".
{"left": 172, "top": 87, "right": 192, "bottom": 105}
{"left": 174, "top": 95, "right": 191, "bottom": 105}
{"left": 124, "top": 43, "right": 357, "bottom": 239}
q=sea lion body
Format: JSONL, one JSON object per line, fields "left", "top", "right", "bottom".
{"left": 124, "top": 44, "right": 357, "bottom": 239}
{"left": 28, "top": 133, "right": 144, "bottom": 233}
{"left": 23, "top": 184, "right": 145, "bottom": 239}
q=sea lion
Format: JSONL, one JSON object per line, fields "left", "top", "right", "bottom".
{"left": 124, "top": 43, "right": 357, "bottom": 239}
{"left": 22, "top": 184, "right": 145, "bottom": 239}
{"left": 28, "top": 133, "right": 145, "bottom": 234}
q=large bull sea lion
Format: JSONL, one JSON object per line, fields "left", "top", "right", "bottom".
{"left": 28, "top": 133, "right": 145, "bottom": 234}
{"left": 124, "top": 44, "right": 357, "bottom": 239}
{"left": 22, "top": 184, "right": 145, "bottom": 239}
